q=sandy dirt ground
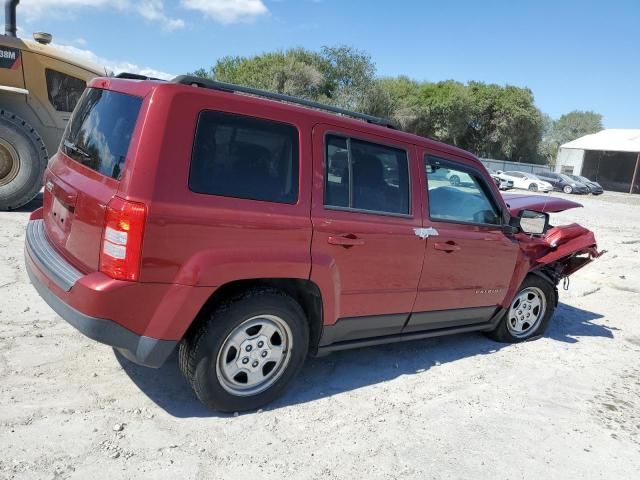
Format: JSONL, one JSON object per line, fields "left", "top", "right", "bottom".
{"left": 1, "top": 191, "right": 639, "bottom": 480}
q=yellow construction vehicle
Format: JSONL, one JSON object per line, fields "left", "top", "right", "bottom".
{"left": 0, "top": 0, "right": 105, "bottom": 210}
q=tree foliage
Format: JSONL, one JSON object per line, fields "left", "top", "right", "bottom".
{"left": 539, "top": 111, "right": 603, "bottom": 163}
{"left": 372, "top": 78, "right": 544, "bottom": 161}
{"left": 194, "top": 46, "right": 378, "bottom": 109}
{"left": 192, "top": 47, "right": 601, "bottom": 164}
{"left": 553, "top": 111, "right": 603, "bottom": 144}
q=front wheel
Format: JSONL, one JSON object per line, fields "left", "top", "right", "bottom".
{"left": 486, "top": 275, "right": 557, "bottom": 343}
{"left": 179, "top": 288, "right": 309, "bottom": 412}
{"left": 449, "top": 175, "right": 460, "bottom": 186}
{"left": 528, "top": 183, "right": 538, "bottom": 192}
{"left": 563, "top": 185, "right": 573, "bottom": 194}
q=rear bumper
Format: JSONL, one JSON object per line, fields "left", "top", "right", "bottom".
{"left": 25, "top": 219, "right": 177, "bottom": 368}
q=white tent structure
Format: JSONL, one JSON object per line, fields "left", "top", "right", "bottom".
{"left": 555, "top": 129, "right": 640, "bottom": 194}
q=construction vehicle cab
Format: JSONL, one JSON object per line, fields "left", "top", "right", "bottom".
{"left": 0, "top": 0, "right": 105, "bottom": 210}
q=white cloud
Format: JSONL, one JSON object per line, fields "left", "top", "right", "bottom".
{"left": 22, "top": 0, "right": 184, "bottom": 31}
{"left": 136, "top": 0, "right": 185, "bottom": 31}
{"left": 54, "top": 43, "right": 174, "bottom": 80}
{"left": 181, "top": 0, "right": 269, "bottom": 24}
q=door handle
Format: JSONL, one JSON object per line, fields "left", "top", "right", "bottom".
{"left": 434, "top": 241, "right": 460, "bottom": 252}
{"left": 327, "top": 234, "right": 365, "bottom": 247}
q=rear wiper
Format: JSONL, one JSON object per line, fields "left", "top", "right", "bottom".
{"left": 63, "top": 139, "right": 91, "bottom": 159}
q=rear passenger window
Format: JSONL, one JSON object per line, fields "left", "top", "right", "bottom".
{"left": 190, "top": 111, "right": 299, "bottom": 204}
{"left": 325, "top": 135, "right": 409, "bottom": 215}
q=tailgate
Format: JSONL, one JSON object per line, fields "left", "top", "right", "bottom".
{"left": 43, "top": 162, "right": 118, "bottom": 272}
{"left": 42, "top": 87, "right": 143, "bottom": 272}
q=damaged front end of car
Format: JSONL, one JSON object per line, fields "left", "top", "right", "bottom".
{"left": 503, "top": 193, "right": 604, "bottom": 285}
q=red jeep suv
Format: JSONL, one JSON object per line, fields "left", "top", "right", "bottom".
{"left": 25, "top": 75, "right": 600, "bottom": 411}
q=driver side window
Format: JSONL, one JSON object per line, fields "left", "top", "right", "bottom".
{"left": 425, "top": 156, "right": 501, "bottom": 225}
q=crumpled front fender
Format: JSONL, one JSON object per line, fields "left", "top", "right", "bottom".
{"left": 517, "top": 223, "right": 602, "bottom": 278}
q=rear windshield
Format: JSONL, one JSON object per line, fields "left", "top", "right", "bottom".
{"left": 62, "top": 88, "right": 142, "bottom": 180}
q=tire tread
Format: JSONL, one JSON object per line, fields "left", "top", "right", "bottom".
{"left": 178, "top": 287, "right": 306, "bottom": 411}
{"left": 0, "top": 109, "right": 49, "bottom": 211}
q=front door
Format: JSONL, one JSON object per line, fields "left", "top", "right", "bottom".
{"left": 408, "top": 151, "right": 520, "bottom": 332}
{"left": 310, "top": 124, "right": 425, "bottom": 343}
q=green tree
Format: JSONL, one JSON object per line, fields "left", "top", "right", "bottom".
{"left": 461, "top": 82, "right": 544, "bottom": 162}
{"left": 191, "top": 46, "right": 599, "bottom": 164}
{"left": 375, "top": 76, "right": 423, "bottom": 130}
{"left": 319, "top": 46, "right": 377, "bottom": 110}
{"left": 553, "top": 110, "right": 603, "bottom": 145}
{"left": 202, "top": 49, "right": 329, "bottom": 99}
{"left": 192, "top": 46, "right": 378, "bottom": 111}
{"left": 538, "top": 114, "right": 559, "bottom": 164}
{"left": 538, "top": 111, "right": 603, "bottom": 164}
{"left": 375, "top": 78, "right": 543, "bottom": 161}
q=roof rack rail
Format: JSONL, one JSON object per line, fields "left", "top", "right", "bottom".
{"left": 172, "top": 75, "right": 396, "bottom": 129}
{"left": 115, "top": 72, "right": 164, "bottom": 81}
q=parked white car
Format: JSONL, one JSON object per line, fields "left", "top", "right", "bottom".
{"left": 495, "top": 171, "right": 553, "bottom": 193}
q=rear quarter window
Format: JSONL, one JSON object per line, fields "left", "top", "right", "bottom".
{"left": 62, "top": 88, "right": 142, "bottom": 180}
{"left": 189, "top": 111, "right": 299, "bottom": 204}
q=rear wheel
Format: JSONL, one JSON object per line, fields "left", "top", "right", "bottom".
{"left": 0, "top": 110, "right": 48, "bottom": 211}
{"left": 449, "top": 175, "right": 461, "bottom": 186}
{"left": 179, "top": 288, "right": 309, "bottom": 412}
{"left": 528, "top": 183, "right": 538, "bottom": 192}
{"left": 486, "top": 275, "right": 556, "bottom": 343}
{"left": 563, "top": 185, "right": 573, "bottom": 194}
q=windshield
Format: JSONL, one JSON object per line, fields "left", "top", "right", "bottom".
{"left": 62, "top": 88, "right": 142, "bottom": 180}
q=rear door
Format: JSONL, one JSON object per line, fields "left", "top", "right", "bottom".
{"left": 43, "top": 87, "right": 144, "bottom": 272}
{"left": 310, "top": 124, "right": 424, "bottom": 339}
{"left": 407, "top": 151, "right": 520, "bottom": 332}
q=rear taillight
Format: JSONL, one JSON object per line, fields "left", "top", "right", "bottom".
{"left": 100, "top": 197, "right": 147, "bottom": 281}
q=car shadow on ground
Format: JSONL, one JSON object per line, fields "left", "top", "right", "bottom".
{"left": 115, "top": 302, "right": 612, "bottom": 418}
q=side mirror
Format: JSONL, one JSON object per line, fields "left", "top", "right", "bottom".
{"left": 513, "top": 210, "right": 550, "bottom": 235}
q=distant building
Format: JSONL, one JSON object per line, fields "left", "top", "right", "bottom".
{"left": 555, "top": 129, "right": 640, "bottom": 194}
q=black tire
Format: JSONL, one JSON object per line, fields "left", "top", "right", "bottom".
{"left": 563, "top": 185, "right": 573, "bottom": 194}
{"left": 0, "top": 110, "right": 48, "bottom": 211}
{"left": 179, "top": 288, "right": 309, "bottom": 412}
{"left": 449, "top": 175, "right": 460, "bottom": 186}
{"left": 485, "top": 275, "right": 557, "bottom": 343}
{"left": 528, "top": 183, "right": 538, "bottom": 192}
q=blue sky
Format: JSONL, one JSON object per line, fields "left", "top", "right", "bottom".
{"left": 18, "top": 0, "right": 640, "bottom": 128}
